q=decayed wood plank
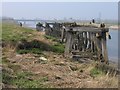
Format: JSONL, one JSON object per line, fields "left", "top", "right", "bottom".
{"left": 64, "top": 32, "right": 72, "bottom": 57}
{"left": 101, "top": 32, "right": 109, "bottom": 64}
{"left": 61, "top": 28, "right": 65, "bottom": 42}
{"left": 96, "top": 35, "right": 103, "bottom": 62}
{"left": 65, "top": 27, "right": 109, "bottom": 33}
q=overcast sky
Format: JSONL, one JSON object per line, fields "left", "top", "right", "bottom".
{"left": 2, "top": 2, "right": 118, "bottom": 20}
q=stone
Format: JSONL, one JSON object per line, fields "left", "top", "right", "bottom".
{"left": 55, "top": 75, "right": 62, "bottom": 80}
{"left": 35, "top": 57, "right": 48, "bottom": 64}
{"left": 39, "top": 57, "right": 47, "bottom": 61}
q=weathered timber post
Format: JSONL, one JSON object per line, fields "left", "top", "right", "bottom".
{"left": 92, "top": 33, "right": 96, "bottom": 54}
{"left": 88, "top": 32, "right": 92, "bottom": 49}
{"left": 61, "top": 28, "right": 65, "bottom": 42}
{"left": 84, "top": 32, "right": 88, "bottom": 51}
{"left": 78, "top": 33, "right": 82, "bottom": 51}
{"left": 87, "top": 32, "right": 93, "bottom": 59}
{"left": 90, "top": 32, "right": 94, "bottom": 52}
{"left": 82, "top": 32, "right": 85, "bottom": 52}
{"left": 45, "top": 23, "right": 51, "bottom": 35}
{"left": 53, "top": 23, "right": 58, "bottom": 37}
{"left": 101, "top": 30, "right": 109, "bottom": 64}
{"left": 96, "top": 33, "right": 103, "bottom": 62}
{"left": 64, "top": 31, "right": 73, "bottom": 57}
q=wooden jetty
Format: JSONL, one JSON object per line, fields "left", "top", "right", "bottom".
{"left": 45, "top": 22, "right": 63, "bottom": 38}
{"left": 64, "top": 25, "right": 109, "bottom": 64}
{"left": 45, "top": 22, "right": 111, "bottom": 64}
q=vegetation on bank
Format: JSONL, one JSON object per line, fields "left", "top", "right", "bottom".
{"left": 2, "top": 23, "right": 64, "bottom": 54}
{"left": 16, "top": 39, "right": 64, "bottom": 54}
{"left": 2, "top": 57, "right": 49, "bottom": 88}
{"left": 2, "top": 23, "right": 35, "bottom": 46}
{"left": 2, "top": 23, "right": 65, "bottom": 87}
{"left": 90, "top": 67, "right": 105, "bottom": 77}
{"left": 2, "top": 22, "right": 118, "bottom": 88}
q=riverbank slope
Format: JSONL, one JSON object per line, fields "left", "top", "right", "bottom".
{"left": 1, "top": 22, "right": 118, "bottom": 88}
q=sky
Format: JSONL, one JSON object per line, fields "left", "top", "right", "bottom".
{"left": 2, "top": 2, "right": 118, "bottom": 20}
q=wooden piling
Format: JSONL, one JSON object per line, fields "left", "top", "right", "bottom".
{"left": 101, "top": 31, "right": 109, "bottom": 64}
{"left": 61, "top": 28, "right": 65, "bottom": 42}
{"left": 64, "top": 32, "right": 72, "bottom": 57}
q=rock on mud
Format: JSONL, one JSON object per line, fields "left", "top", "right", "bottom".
{"left": 39, "top": 57, "right": 48, "bottom": 61}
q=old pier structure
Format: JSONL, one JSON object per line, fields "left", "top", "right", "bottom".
{"left": 45, "top": 22, "right": 110, "bottom": 64}
{"left": 64, "top": 25, "right": 109, "bottom": 64}
{"left": 45, "top": 22, "right": 63, "bottom": 38}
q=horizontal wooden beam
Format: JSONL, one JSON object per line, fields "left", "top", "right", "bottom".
{"left": 65, "top": 27, "right": 109, "bottom": 33}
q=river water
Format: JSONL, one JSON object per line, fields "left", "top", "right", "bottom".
{"left": 107, "top": 29, "right": 118, "bottom": 63}
{"left": 22, "top": 21, "right": 118, "bottom": 63}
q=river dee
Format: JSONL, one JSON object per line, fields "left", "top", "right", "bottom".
{"left": 23, "top": 22, "right": 118, "bottom": 63}
{"left": 107, "top": 29, "right": 118, "bottom": 63}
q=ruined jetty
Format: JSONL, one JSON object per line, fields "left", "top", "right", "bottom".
{"left": 45, "top": 22, "right": 111, "bottom": 64}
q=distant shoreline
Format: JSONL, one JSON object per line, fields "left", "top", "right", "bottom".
{"left": 109, "top": 25, "right": 119, "bottom": 30}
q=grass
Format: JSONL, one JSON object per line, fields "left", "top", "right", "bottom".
{"left": 2, "top": 23, "right": 65, "bottom": 55}
{"left": 44, "top": 35, "right": 58, "bottom": 42}
{"left": 51, "top": 43, "right": 64, "bottom": 53}
{"left": 17, "top": 39, "right": 64, "bottom": 54}
{"left": 2, "top": 69, "right": 14, "bottom": 85}
{"left": 13, "top": 72, "right": 45, "bottom": 88}
{"left": 44, "top": 35, "right": 65, "bottom": 53}
{"left": 17, "top": 43, "right": 64, "bottom": 54}
{"left": 17, "top": 48, "right": 42, "bottom": 55}
{"left": 8, "top": 64, "right": 21, "bottom": 72}
{"left": 90, "top": 67, "right": 105, "bottom": 77}
{"left": 2, "top": 22, "right": 118, "bottom": 88}
{"left": 2, "top": 60, "right": 49, "bottom": 88}
{"left": 2, "top": 56, "right": 10, "bottom": 64}
{"left": 2, "top": 23, "right": 34, "bottom": 46}
{"left": 2, "top": 69, "right": 48, "bottom": 88}
{"left": 44, "top": 35, "right": 56, "bottom": 40}
{"left": 0, "top": 57, "right": 2, "bottom": 64}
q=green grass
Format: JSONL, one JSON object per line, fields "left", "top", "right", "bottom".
{"left": 44, "top": 35, "right": 56, "bottom": 40}
{"left": 2, "top": 23, "right": 34, "bottom": 46}
{"left": 13, "top": 72, "right": 45, "bottom": 88}
{"left": 17, "top": 39, "right": 64, "bottom": 54}
{"left": 2, "top": 56, "right": 48, "bottom": 88}
{"left": 2, "top": 57, "right": 49, "bottom": 88}
{"left": 17, "top": 43, "right": 64, "bottom": 54}
{"left": 51, "top": 43, "right": 64, "bottom": 53}
{"left": 2, "top": 69, "right": 14, "bottom": 85}
{"left": 44, "top": 35, "right": 58, "bottom": 42}
{"left": 3, "top": 71, "right": 44, "bottom": 88}
{"left": 90, "top": 67, "right": 105, "bottom": 77}
{"left": 17, "top": 48, "right": 42, "bottom": 55}
{"left": 44, "top": 35, "right": 65, "bottom": 53}
{"left": 2, "top": 23, "right": 65, "bottom": 54}
{"left": 2, "top": 68, "right": 49, "bottom": 88}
